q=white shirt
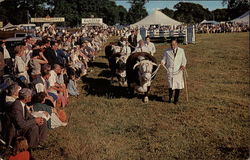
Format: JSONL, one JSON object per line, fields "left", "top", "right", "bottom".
{"left": 48, "top": 70, "right": 58, "bottom": 95}
{"left": 20, "top": 101, "right": 26, "bottom": 118}
{"left": 145, "top": 42, "right": 156, "bottom": 56}
{"left": 48, "top": 70, "right": 57, "bottom": 87}
{"left": 121, "top": 45, "right": 131, "bottom": 56}
{"left": 3, "top": 46, "right": 11, "bottom": 59}
{"left": 133, "top": 45, "right": 150, "bottom": 54}
{"left": 35, "top": 77, "right": 46, "bottom": 93}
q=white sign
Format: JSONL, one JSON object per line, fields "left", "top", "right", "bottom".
{"left": 31, "top": 17, "right": 65, "bottom": 23}
{"left": 82, "top": 18, "right": 103, "bottom": 24}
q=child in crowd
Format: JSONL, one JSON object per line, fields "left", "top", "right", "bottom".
{"left": 9, "top": 137, "right": 30, "bottom": 160}
{"left": 67, "top": 75, "right": 79, "bottom": 96}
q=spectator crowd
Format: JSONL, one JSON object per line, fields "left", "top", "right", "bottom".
{"left": 197, "top": 22, "right": 249, "bottom": 33}
{"left": 0, "top": 24, "right": 115, "bottom": 159}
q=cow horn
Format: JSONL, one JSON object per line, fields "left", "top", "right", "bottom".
{"left": 116, "top": 58, "right": 120, "bottom": 63}
{"left": 151, "top": 62, "right": 158, "bottom": 66}
{"left": 133, "top": 62, "right": 141, "bottom": 70}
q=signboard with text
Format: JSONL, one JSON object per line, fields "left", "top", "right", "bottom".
{"left": 31, "top": 17, "right": 65, "bottom": 23}
{"left": 82, "top": 18, "right": 103, "bottom": 24}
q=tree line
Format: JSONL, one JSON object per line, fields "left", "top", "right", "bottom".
{"left": 0, "top": 0, "right": 248, "bottom": 27}
{"left": 161, "top": 0, "right": 249, "bottom": 24}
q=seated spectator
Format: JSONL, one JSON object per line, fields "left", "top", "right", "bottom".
{"left": 67, "top": 75, "right": 79, "bottom": 96}
{"left": 32, "top": 92, "right": 67, "bottom": 129}
{"left": 33, "top": 70, "right": 55, "bottom": 105}
{"left": 5, "top": 84, "right": 21, "bottom": 108}
{"left": 9, "top": 136, "right": 30, "bottom": 160}
{"left": 48, "top": 64, "right": 67, "bottom": 108}
{"left": 8, "top": 88, "right": 47, "bottom": 149}
{"left": 14, "top": 46, "right": 30, "bottom": 86}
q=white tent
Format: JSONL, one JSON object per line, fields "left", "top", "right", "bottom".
{"left": 231, "top": 11, "right": 249, "bottom": 24}
{"left": 200, "top": 20, "right": 219, "bottom": 25}
{"left": 2, "top": 23, "right": 19, "bottom": 31}
{"left": 131, "top": 10, "right": 182, "bottom": 27}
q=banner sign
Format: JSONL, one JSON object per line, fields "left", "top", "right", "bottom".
{"left": 82, "top": 18, "right": 103, "bottom": 24}
{"left": 31, "top": 17, "right": 65, "bottom": 23}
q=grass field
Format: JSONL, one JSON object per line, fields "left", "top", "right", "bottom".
{"left": 33, "top": 33, "right": 249, "bottom": 160}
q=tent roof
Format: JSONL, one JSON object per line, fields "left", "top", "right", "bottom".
{"left": 2, "top": 23, "right": 19, "bottom": 30}
{"left": 200, "top": 20, "right": 219, "bottom": 25}
{"left": 3, "top": 23, "right": 14, "bottom": 29}
{"left": 231, "top": 11, "right": 249, "bottom": 24}
{"left": 131, "top": 10, "right": 182, "bottom": 27}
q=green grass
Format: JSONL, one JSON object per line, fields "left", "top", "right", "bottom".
{"left": 32, "top": 33, "right": 249, "bottom": 160}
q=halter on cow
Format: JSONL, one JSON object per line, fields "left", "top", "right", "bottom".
{"left": 126, "top": 52, "right": 158, "bottom": 103}
{"left": 132, "top": 58, "right": 157, "bottom": 93}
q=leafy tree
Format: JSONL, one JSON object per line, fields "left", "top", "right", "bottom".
{"left": 0, "top": 0, "right": 49, "bottom": 24}
{"left": 126, "top": 0, "right": 148, "bottom": 24}
{"left": 173, "top": 2, "right": 212, "bottom": 24}
{"left": 161, "top": 8, "right": 174, "bottom": 18}
{"left": 211, "top": 9, "right": 229, "bottom": 21}
{"left": 222, "top": 0, "right": 250, "bottom": 20}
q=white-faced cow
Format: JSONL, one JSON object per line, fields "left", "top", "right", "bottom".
{"left": 105, "top": 43, "right": 128, "bottom": 86}
{"left": 126, "top": 52, "right": 158, "bottom": 103}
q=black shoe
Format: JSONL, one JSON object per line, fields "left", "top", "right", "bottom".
{"left": 173, "top": 101, "right": 178, "bottom": 105}
{"left": 168, "top": 99, "right": 172, "bottom": 103}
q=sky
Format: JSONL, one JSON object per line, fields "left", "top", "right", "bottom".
{"left": 115, "top": 0, "right": 226, "bottom": 13}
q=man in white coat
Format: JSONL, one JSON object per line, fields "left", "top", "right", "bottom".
{"left": 161, "top": 39, "right": 187, "bottom": 104}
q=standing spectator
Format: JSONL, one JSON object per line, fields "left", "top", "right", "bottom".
{"left": 145, "top": 36, "right": 156, "bottom": 56}
{"left": 128, "top": 30, "right": 137, "bottom": 52}
{"left": 133, "top": 40, "right": 150, "bottom": 53}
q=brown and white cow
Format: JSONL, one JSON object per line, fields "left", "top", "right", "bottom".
{"left": 126, "top": 52, "right": 158, "bottom": 103}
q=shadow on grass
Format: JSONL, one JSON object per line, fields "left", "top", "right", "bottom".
{"left": 81, "top": 76, "right": 164, "bottom": 102}
{"left": 89, "top": 62, "right": 109, "bottom": 69}
{"left": 98, "top": 70, "right": 112, "bottom": 78}
{"left": 217, "top": 146, "right": 249, "bottom": 159}
{"left": 81, "top": 76, "right": 129, "bottom": 98}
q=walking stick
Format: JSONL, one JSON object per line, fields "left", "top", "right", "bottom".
{"left": 183, "top": 69, "right": 189, "bottom": 102}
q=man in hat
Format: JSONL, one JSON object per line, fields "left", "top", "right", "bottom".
{"left": 161, "top": 39, "right": 187, "bottom": 104}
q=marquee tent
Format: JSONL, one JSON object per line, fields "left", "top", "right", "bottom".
{"left": 130, "top": 10, "right": 182, "bottom": 27}
{"left": 200, "top": 20, "right": 219, "bottom": 25}
{"left": 231, "top": 11, "right": 249, "bottom": 24}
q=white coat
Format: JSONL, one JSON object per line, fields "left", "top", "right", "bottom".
{"left": 161, "top": 47, "right": 187, "bottom": 89}
{"left": 145, "top": 42, "right": 156, "bottom": 56}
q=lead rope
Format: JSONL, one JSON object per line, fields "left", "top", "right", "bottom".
{"left": 151, "top": 64, "right": 161, "bottom": 79}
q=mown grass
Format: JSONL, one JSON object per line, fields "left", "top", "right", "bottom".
{"left": 33, "top": 32, "right": 249, "bottom": 160}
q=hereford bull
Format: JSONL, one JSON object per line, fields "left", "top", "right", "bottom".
{"left": 126, "top": 52, "right": 158, "bottom": 102}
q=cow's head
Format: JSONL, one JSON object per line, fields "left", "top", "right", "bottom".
{"left": 133, "top": 57, "right": 157, "bottom": 92}
{"left": 116, "top": 56, "right": 127, "bottom": 79}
